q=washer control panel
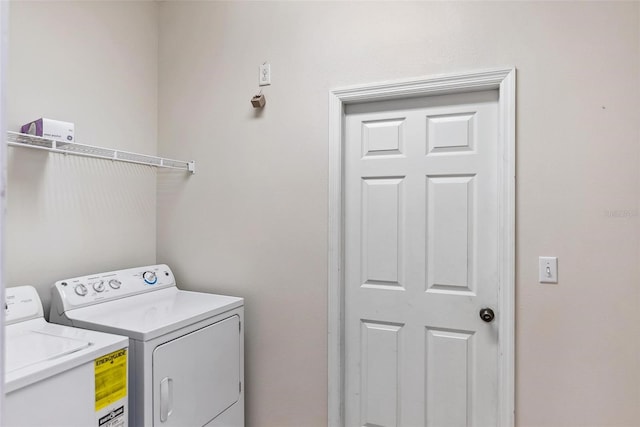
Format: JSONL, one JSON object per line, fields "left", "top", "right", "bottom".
{"left": 52, "top": 264, "right": 176, "bottom": 311}
{"left": 5, "top": 285, "right": 44, "bottom": 325}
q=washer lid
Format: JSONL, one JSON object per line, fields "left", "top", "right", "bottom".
{"left": 4, "top": 318, "right": 129, "bottom": 393}
{"left": 64, "top": 287, "right": 244, "bottom": 341}
{"left": 6, "top": 329, "right": 90, "bottom": 373}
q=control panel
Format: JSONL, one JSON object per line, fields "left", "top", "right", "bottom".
{"left": 5, "top": 286, "right": 44, "bottom": 325}
{"left": 51, "top": 264, "right": 176, "bottom": 313}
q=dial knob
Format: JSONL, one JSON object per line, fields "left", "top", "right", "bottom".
{"left": 74, "top": 284, "right": 88, "bottom": 296}
{"left": 93, "top": 281, "right": 105, "bottom": 292}
{"left": 109, "top": 279, "right": 122, "bottom": 289}
{"left": 143, "top": 271, "right": 157, "bottom": 285}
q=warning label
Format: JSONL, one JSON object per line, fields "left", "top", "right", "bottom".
{"left": 95, "top": 348, "right": 127, "bottom": 411}
{"left": 98, "top": 405, "right": 125, "bottom": 427}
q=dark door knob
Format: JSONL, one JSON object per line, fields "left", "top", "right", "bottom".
{"left": 479, "top": 308, "right": 495, "bottom": 323}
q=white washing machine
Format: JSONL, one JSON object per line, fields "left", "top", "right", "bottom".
{"left": 5, "top": 285, "right": 129, "bottom": 427}
{"left": 49, "top": 264, "right": 244, "bottom": 427}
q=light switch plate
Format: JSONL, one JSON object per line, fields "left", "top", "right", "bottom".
{"left": 539, "top": 256, "right": 558, "bottom": 283}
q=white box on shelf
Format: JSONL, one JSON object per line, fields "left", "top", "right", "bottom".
{"left": 21, "top": 118, "right": 74, "bottom": 142}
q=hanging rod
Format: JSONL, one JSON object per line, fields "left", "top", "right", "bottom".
{"left": 7, "top": 131, "right": 195, "bottom": 174}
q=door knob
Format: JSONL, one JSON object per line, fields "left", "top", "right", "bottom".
{"left": 479, "top": 308, "right": 495, "bottom": 323}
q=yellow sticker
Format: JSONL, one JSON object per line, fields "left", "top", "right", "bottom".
{"left": 95, "top": 348, "right": 127, "bottom": 411}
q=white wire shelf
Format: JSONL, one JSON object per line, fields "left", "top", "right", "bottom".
{"left": 7, "top": 131, "right": 195, "bottom": 174}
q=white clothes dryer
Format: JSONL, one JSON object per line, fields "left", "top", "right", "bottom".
{"left": 5, "top": 285, "right": 129, "bottom": 427}
{"left": 49, "top": 264, "right": 244, "bottom": 427}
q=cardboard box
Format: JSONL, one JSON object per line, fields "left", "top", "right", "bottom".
{"left": 21, "top": 118, "right": 74, "bottom": 142}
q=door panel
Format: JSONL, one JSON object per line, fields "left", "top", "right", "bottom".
{"left": 345, "top": 90, "right": 499, "bottom": 426}
{"left": 361, "top": 177, "right": 404, "bottom": 288}
{"left": 426, "top": 174, "right": 475, "bottom": 293}
{"left": 152, "top": 315, "right": 240, "bottom": 426}
{"left": 360, "top": 320, "right": 403, "bottom": 427}
{"left": 425, "top": 327, "right": 474, "bottom": 427}
{"left": 363, "top": 119, "right": 405, "bottom": 157}
{"left": 426, "top": 112, "right": 475, "bottom": 154}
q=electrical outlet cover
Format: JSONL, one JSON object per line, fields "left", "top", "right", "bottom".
{"left": 259, "top": 63, "right": 271, "bottom": 86}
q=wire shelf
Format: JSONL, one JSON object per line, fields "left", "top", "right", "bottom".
{"left": 7, "top": 131, "right": 195, "bottom": 174}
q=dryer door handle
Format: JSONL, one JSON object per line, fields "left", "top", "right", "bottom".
{"left": 160, "top": 377, "right": 174, "bottom": 422}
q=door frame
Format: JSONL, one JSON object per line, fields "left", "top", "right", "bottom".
{"left": 0, "top": 0, "right": 8, "bottom": 421}
{"left": 327, "top": 68, "right": 516, "bottom": 426}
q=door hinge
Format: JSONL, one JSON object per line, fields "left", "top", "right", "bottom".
{"left": 239, "top": 382, "right": 242, "bottom": 393}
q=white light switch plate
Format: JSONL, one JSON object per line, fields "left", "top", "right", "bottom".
{"left": 539, "top": 256, "right": 558, "bottom": 283}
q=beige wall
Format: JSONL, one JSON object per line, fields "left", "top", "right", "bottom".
{"left": 7, "top": 0, "right": 159, "bottom": 315}
{"left": 6, "top": 1, "right": 639, "bottom": 426}
{"left": 157, "top": 1, "right": 640, "bottom": 426}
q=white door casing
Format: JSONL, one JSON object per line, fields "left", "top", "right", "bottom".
{"left": 328, "top": 69, "right": 515, "bottom": 427}
{"left": 0, "top": 0, "right": 8, "bottom": 420}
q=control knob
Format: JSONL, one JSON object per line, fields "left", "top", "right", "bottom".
{"left": 93, "top": 281, "right": 105, "bottom": 292}
{"left": 109, "top": 279, "right": 122, "bottom": 289}
{"left": 74, "top": 284, "right": 88, "bottom": 296}
{"left": 143, "top": 271, "right": 157, "bottom": 285}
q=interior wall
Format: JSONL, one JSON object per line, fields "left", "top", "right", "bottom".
{"left": 7, "top": 0, "right": 158, "bottom": 315}
{"left": 157, "top": 2, "right": 640, "bottom": 426}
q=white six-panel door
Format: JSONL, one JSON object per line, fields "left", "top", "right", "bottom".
{"left": 344, "top": 90, "right": 500, "bottom": 427}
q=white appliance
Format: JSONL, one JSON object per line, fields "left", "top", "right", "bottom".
{"left": 5, "top": 285, "right": 129, "bottom": 427}
{"left": 49, "top": 264, "right": 244, "bottom": 427}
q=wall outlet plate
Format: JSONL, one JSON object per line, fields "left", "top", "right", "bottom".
{"left": 259, "top": 63, "right": 271, "bottom": 86}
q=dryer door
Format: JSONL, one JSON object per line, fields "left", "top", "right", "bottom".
{"left": 152, "top": 315, "right": 241, "bottom": 426}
